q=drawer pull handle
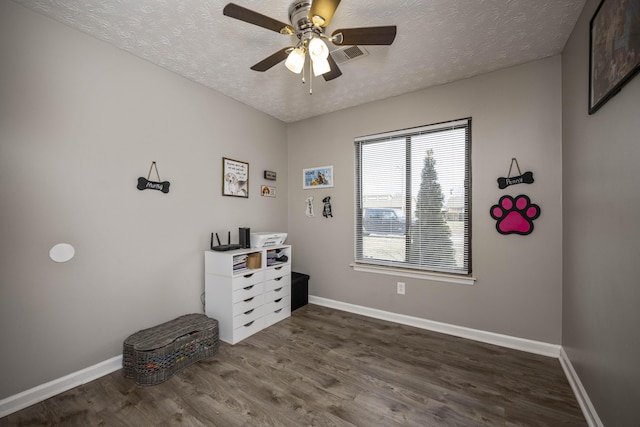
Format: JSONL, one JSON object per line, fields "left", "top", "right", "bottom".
{"left": 275, "top": 287, "right": 283, "bottom": 292}
{"left": 244, "top": 321, "right": 254, "bottom": 327}
{"left": 275, "top": 266, "right": 283, "bottom": 270}
{"left": 275, "top": 308, "right": 283, "bottom": 313}
{"left": 244, "top": 309, "right": 254, "bottom": 315}
{"left": 244, "top": 297, "right": 254, "bottom": 303}
{"left": 243, "top": 273, "right": 254, "bottom": 278}
{"left": 275, "top": 277, "right": 282, "bottom": 281}
{"left": 244, "top": 285, "right": 254, "bottom": 290}
{"left": 275, "top": 298, "right": 283, "bottom": 303}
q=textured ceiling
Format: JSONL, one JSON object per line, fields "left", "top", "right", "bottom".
{"left": 15, "top": 0, "right": 585, "bottom": 123}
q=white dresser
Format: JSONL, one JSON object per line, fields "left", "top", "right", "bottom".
{"left": 204, "top": 245, "right": 291, "bottom": 344}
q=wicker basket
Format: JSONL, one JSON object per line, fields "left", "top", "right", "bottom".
{"left": 122, "top": 313, "right": 219, "bottom": 386}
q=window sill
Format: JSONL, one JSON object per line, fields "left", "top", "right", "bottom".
{"left": 349, "top": 263, "right": 476, "bottom": 286}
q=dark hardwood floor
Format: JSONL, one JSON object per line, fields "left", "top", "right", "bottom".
{"left": 1, "top": 304, "right": 586, "bottom": 426}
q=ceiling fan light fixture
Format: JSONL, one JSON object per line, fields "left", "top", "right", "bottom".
{"left": 311, "top": 15, "right": 326, "bottom": 27}
{"left": 308, "top": 37, "right": 329, "bottom": 60}
{"left": 312, "top": 56, "right": 331, "bottom": 76}
{"left": 285, "top": 47, "right": 305, "bottom": 73}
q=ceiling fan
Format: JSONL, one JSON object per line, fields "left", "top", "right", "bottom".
{"left": 223, "top": 0, "right": 397, "bottom": 84}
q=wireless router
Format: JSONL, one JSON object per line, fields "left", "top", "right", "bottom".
{"left": 210, "top": 232, "right": 242, "bottom": 251}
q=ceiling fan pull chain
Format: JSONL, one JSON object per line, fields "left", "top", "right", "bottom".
{"left": 302, "top": 55, "right": 306, "bottom": 85}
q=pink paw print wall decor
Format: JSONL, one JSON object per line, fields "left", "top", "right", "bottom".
{"left": 490, "top": 195, "right": 540, "bottom": 235}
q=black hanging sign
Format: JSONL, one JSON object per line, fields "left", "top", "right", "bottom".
{"left": 497, "top": 158, "right": 534, "bottom": 189}
{"left": 137, "top": 161, "right": 170, "bottom": 193}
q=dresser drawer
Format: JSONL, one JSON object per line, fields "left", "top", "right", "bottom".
{"left": 232, "top": 282, "right": 264, "bottom": 303}
{"left": 264, "top": 293, "right": 290, "bottom": 313}
{"left": 264, "top": 275, "right": 291, "bottom": 292}
{"left": 265, "top": 284, "right": 290, "bottom": 304}
{"left": 263, "top": 305, "right": 290, "bottom": 328}
{"left": 232, "top": 294, "right": 264, "bottom": 316}
{"left": 233, "top": 304, "right": 264, "bottom": 327}
{"left": 265, "top": 264, "right": 291, "bottom": 281}
{"left": 232, "top": 316, "right": 265, "bottom": 343}
{"left": 231, "top": 271, "right": 263, "bottom": 291}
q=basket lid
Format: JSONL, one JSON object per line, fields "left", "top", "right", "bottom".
{"left": 124, "top": 313, "right": 217, "bottom": 351}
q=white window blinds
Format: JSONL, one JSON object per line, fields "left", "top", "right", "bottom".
{"left": 354, "top": 118, "right": 471, "bottom": 276}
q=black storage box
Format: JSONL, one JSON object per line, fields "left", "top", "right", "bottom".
{"left": 291, "top": 272, "right": 309, "bottom": 311}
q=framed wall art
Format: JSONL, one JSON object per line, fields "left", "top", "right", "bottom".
{"left": 222, "top": 157, "right": 249, "bottom": 198}
{"left": 261, "top": 185, "right": 276, "bottom": 197}
{"left": 589, "top": 0, "right": 640, "bottom": 114}
{"left": 303, "top": 165, "right": 334, "bottom": 189}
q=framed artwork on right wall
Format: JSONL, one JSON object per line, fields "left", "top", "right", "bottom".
{"left": 588, "top": 0, "right": 640, "bottom": 114}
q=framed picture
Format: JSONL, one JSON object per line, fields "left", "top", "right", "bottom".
{"left": 261, "top": 185, "right": 276, "bottom": 197}
{"left": 303, "top": 165, "right": 334, "bottom": 189}
{"left": 222, "top": 157, "right": 249, "bottom": 198}
{"left": 589, "top": 0, "right": 640, "bottom": 114}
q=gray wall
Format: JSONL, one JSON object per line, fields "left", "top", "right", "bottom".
{"left": 562, "top": 0, "right": 640, "bottom": 425}
{"left": 288, "top": 56, "right": 563, "bottom": 344}
{"left": 0, "top": 2, "right": 288, "bottom": 399}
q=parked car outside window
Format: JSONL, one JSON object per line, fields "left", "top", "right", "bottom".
{"left": 363, "top": 208, "right": 406, "bottom": 236}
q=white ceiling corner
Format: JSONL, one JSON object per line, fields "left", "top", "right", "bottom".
{"left": 14, "top": 0, "right": 586, "bottom": 123}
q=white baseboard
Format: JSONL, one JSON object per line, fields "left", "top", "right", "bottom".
{"left": 559, "top": 348, "right": 603, "bottom": 427}
{"left": 309, "top": 295, "right": 561, "bottom": 357}
{"left": 0, "top": 355, "right": 122, "bottom": 419}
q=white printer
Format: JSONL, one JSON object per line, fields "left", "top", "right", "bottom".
{"left": 250, "top": 232, "right": 287, "bottom": 248}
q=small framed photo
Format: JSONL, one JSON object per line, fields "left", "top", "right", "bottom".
{"left": 222, "top": 157, "right": 249, "bottom": 198}
{"left": 261, "top": 185, "right": 276, "bottom": 197}
{"left": 303, "top": 165, "right": 334, "bottom": 189}
{"left": 589, "top": 0, "right": 640, "bottom": 114}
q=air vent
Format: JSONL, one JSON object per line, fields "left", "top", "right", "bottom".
{"left": 330, "top": 45, "right": 369, "bottom": 65}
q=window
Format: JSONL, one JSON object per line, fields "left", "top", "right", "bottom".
{"left": 355, "top": 118, "right": 471, "bottom": 276}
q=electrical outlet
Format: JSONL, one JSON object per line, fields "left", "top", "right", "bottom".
{"left": 397, "top": 282, "right": 405, "bottom": 295}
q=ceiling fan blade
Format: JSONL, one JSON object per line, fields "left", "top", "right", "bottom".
{"left": 332, "top": 26, "right": 397, "bottom": 46}
{"left": 250, "top": 47, "right": 292, "bottom": 72}
{"left": 323, "top": 54, "right": 343, "bottom": 81}
{"left": 309, "top": 0, "right": 341, "bottom": 27}
{"left": 223, "top": 3, "right": 294, "bottom": 34}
